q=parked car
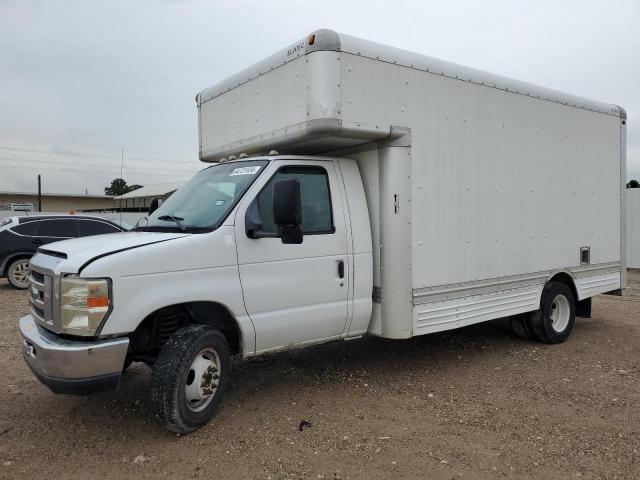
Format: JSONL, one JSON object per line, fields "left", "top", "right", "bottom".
{"left": 0, "top": 215, "right": 126, "bottom": 289}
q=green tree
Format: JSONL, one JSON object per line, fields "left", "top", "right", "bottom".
{"left": 104, "top": 178, "right": 143, "bottom": 196}
{"left": 627, "top": 179, "right": 639, "bottom": 189}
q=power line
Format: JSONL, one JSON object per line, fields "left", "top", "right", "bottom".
{"left": 0, "top": 163, "right": 192, "bottom": 179}
{"left": 0, "top": 155, "right": 199, "bottom": 174}
{"left": 0, "top": 145, "right": 200, "bottom": 165}
{"left": 0, "top": 160, "right": 197, "bottom": 176}
{"left": 0, "top": 153, "right": 199, "bottom": 170}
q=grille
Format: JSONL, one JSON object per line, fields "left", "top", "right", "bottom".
{"left": 28, "top": 267, "right": 54, "bottom": 329}
{"left": 31, "top": 270, "right": 45, "bottom": 284}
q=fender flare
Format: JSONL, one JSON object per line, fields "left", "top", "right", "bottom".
{"left": 131, "top": 300, "right": 246, "bottom": 356}
{"left": 542, "top": 268, "right": 579, "bottom": 301}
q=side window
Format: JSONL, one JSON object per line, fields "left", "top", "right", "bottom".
{"left": 35, "top": 219, "right": 77, "bottom": 238}
{"left": 78, "top": 220, "right": 120, "bottom": 236}
{"left": 255, "top": 166, "right": 334, "bottom": 235}
{"left": 12, "top": 221, "right": 38, "bottom": 236}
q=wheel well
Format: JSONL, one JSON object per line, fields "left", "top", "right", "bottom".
{"left": 128, "top": 301, "right": 242, "bottom": 363}
{"left": 2, "top": 253, "right": 32, "bottom": 276}
{"left": 547, "top": 272, "right": 578, "bottom": 302}
{"left": 546, "top": 271, "right": 592, "bottom": 318}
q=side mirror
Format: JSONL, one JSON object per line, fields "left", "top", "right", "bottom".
{"left": 273, "top": 179, "right": 303, "bottom": 244}
{"left": 149, "top": 197, "right": 163, "bottom": 215}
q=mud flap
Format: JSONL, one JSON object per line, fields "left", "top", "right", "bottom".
{"left": 576, "top": 297, "right": 592, "bottom": 318}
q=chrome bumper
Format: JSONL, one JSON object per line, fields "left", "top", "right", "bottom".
{"left": 19, "top": 314, "right": 129, "bottom": 395}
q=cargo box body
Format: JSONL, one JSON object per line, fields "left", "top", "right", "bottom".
{"left": 197, "top": 29, "right": 626, "bottom": 339}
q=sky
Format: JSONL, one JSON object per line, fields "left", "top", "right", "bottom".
{"left": 0, "top": 0, "right": 638, "bottom": 196}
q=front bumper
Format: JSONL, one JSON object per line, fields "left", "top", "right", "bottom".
{"left": 19, "top": 314, "right": 129, "bottom": 395}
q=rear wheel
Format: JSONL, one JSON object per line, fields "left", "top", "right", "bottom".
{"left": 7, "top": 258, "right": 29, "bottom": 289}
{"left": 510, "top": 313, "right": 536, "bottom": 340}
{"left": 530, "top": 281, "right": 576, "bottom": 343}
{"left": 151, "top": 325, "right": 230, "bottom": 434}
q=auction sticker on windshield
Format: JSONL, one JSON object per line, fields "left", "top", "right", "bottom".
{"left": 229, "top": 166, "right": 261, "bottom": 176}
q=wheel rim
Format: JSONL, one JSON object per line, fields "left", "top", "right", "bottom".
{"left": 184, "top": 347, "right": 221, "bottom": 413}
{"left": 9, "top": 260, "right": 29, "bottom": 288}
{"left": 550, "top": 294, "right": 571, "bottom": 333}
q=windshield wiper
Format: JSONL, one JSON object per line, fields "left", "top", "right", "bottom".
{"left": 157, "top": 215, "right": 186, "bottom": 232}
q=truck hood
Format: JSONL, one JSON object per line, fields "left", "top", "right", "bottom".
{"left": 37, "top": 231, "right": 188, "bottom": 273}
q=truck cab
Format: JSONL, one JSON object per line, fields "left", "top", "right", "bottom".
{"left": 19, "top": 155, "right": 373, "bottom": 433}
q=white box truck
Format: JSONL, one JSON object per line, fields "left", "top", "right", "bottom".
{"left": 19, "top": 29, "right": 626, "bottom": 433}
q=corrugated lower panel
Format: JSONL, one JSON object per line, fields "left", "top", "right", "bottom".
{"left": 414, "top": 286, "right": 542, "bottom": 335}
{"left": 576, "top": 272, "right": 621, "bottom": 297}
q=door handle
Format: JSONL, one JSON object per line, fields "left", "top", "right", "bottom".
{"left": 31, "top": 239, "right": 44, "bottom": 245}
{"left": 337, "top": 260, "right": 344, "bottom": 279}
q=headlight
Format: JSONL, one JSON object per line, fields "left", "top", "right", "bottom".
{"left": 60, "top": 276, "right": 111, "bottom": 336}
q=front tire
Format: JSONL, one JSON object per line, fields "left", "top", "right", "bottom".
{"left": 151, "top": 325, "right": 230, "bottom": 434}
{"left": 7, "top": 258, "right": 30, "bottom": 289}
{"left": 530, "top": 281, "right": 576, "bottom": 343}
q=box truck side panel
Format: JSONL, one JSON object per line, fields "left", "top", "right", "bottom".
{"left": 378, "top": 144, "right": 413, "bottom": 338}
{"left": 338, "top": 51, "right": 622, "bottom": 336}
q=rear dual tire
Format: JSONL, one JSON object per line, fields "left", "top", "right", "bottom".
{"left": 511, "top": 281, "right": 575, "bottom": 344}
{"left": 510, "top": 313, "right": 536, "bottom": 340}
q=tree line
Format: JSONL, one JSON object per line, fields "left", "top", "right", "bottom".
{"left": 104, "top": 178, "right": 143, "bottom": 196}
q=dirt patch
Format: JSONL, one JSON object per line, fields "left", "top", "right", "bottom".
{"left": 0, "top": 273, "right": 639, "bottom": 479}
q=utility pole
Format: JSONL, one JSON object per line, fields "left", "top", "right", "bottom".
{"left": 37, "top": 174, "right": 42, "bottom": 212}
{"left": 120, "top": 148, "right": 124, "bottom": 225}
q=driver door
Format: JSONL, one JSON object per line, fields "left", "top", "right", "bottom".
{"left": 235, "top": 160, "right": 350, "bottom": 354}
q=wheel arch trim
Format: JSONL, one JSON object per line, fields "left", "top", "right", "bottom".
{"left": 544, "top": 269, "right": 579, "bottom": 301}
{"left": 131, "top": 300, "right": 248, "bottom": 357}
{"left": 1, "top": 252, "right": 33, "bottom": 276}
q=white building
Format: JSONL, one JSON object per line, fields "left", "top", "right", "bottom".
{"left": 114, "top": 182, "right": 183, "bottom": 210}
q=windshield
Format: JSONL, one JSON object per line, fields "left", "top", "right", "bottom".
{"left": 142, "top": 160, "right": 268, "bottom": 232}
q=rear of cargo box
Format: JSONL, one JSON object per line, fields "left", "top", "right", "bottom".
{"left": 197, "top": 29, "right": 626, "bottom": 340}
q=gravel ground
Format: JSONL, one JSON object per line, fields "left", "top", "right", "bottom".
{"left": 1, "top": 273, "right": 639, "bottom": 479}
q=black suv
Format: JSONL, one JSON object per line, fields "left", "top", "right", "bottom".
{"left": 0, "top": 215, "right": 125, "bottom": 289}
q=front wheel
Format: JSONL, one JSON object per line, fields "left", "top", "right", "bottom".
{"left": 7, "top": 258, "right": 30, "bottom": 289}
{"left": 151, "top": 325, "right": 230, "bottom": 434}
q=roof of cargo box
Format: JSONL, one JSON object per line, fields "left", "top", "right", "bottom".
{"left": 197, "top": 29, "right": 624, "bottom": 119}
